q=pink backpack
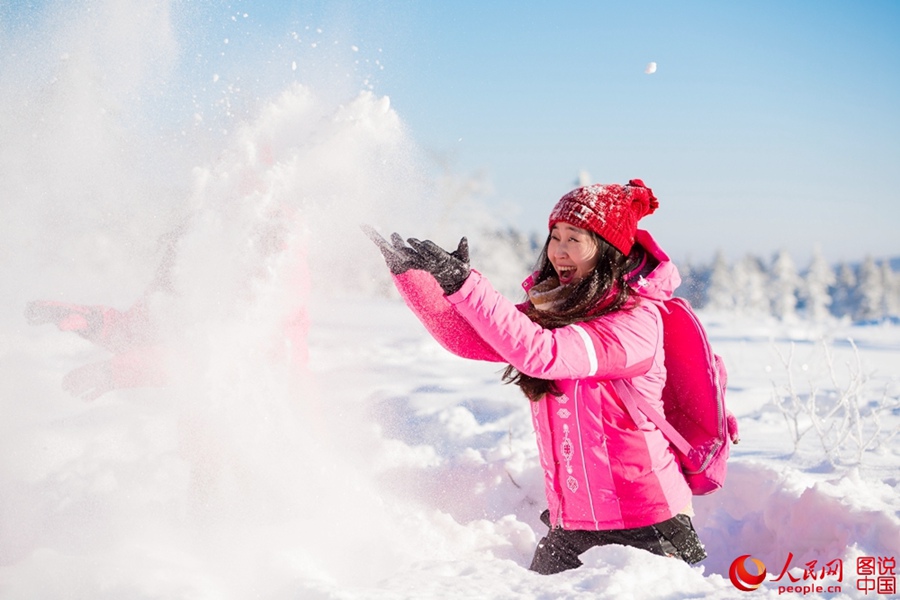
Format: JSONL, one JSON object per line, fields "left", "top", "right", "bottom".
{"left": 615, "top": 297, "right": 739, "bottom": 495}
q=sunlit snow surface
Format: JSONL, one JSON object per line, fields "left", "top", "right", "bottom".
{"left": 3, "top": 290, "right": 899, "bottom": 598}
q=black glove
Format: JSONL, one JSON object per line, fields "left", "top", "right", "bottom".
{"left": 362, "top": 225, "right": 427, "bottom": 275}
{"left": 406, "top": 237, "right": 471, "bottom": 295}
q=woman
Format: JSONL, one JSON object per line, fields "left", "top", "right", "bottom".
{"left": 365, "top": 179, "right": 706, "bottom": 574}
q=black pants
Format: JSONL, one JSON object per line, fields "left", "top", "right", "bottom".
{"left": 529, "top": 510, "right": 707, "bottom": 575}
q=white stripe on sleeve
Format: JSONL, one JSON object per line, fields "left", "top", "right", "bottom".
{"left": 570, "top": 324, "right": 598, "bottom": 376}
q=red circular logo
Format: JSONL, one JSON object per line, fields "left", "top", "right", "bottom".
{"left": 729, "top": 554, "right": 767, "bottom": 592}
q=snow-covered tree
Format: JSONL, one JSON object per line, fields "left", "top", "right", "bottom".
{"left": 733, "top": 254, "right": 769, "bottom": 315}
{"left": 769, "top": 249, "right": 800, "bottom": 320}
{"left": 830, "top": 262, "right": 858, "bottom": 318}
{"left": 856, "top": 255, "right": 884, "bottom": 321}
{"left": 705, "top": 250, "right": 734, "bottom": 312}
{"left": 879, "top": 260, "right": 899, "bottom": 317}
{"left": 802, "top": 245, "right": 836, "bottom": 321}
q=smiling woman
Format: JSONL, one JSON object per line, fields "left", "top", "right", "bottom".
{"left": 548, "top": 223, "right": 600, "bottom": 286}
{"left": 368, "top": 178, "right": 710, "bottom": 575}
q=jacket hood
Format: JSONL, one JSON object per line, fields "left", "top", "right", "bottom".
{"left": 628, "top": 229, "right": 681, "bottom": 302}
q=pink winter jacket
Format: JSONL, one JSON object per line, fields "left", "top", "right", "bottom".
{"left": 392, "top": 229, "right": 692, "bottom": 531}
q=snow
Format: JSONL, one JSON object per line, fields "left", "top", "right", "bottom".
{"left": 4, "top": 294, "right": 897, "bottom": 598}
{"left": 1, "top": 4, "right": 898, "bottom": 599}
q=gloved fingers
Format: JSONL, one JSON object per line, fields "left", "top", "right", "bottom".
{"left": 376, "top": 233, "right": 417, "bottom": 262}
{"left": 362, "top": 225, "right": 416, "bottom": 270}
{"left": 395, "top": 246, "right": 424, "bottom": 268}
{"left": 407, "top": 238, "right": 450, "bottom": 261}
{"left": 405, "top": 237, "right": 427, "bottom": 259}
{"left": 361, "top": 224, "right": 393, "bottom": 256}
{"left": 452, "top": 237, "right": 469, "bottom": 264}
{"left": 404, "top": 237, "right": 471, "bottom": 295}
{"left": 422, "top": 239, "right": 451, "bottom": 259}
{"left": 390, "top": 232, "right": 408, "bottom": 251}
{"left": 363, "top": 225, "right": 425, "bottom": 275}
{"left": 360, "top": 224, "right": 384, "bottom": 244}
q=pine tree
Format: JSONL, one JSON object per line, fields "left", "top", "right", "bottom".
{"left": 803, "top": 245, "right": 836, "bottom": 321}
{"left": 856, "top": 255, "right": 884, "bottom": 321}
{"left": 830, "top": 262, "right": 858, "bottom": 318}
{"left": 879, "top": 260, "right": 899, "bottom": 317}
{"left": 733, "top": 254, "right": 769, "bottom": 316}
{"left": 769, "top": 249, "right": 800, "bottom": 320}
{"left": 705, "top": 250, "right": 734, "bottom": 312}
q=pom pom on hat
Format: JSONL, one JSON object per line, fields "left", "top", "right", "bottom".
{"left": 548, "top": 179, "right": 659, "bottom": 254}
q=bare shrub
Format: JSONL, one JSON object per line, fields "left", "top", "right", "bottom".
{"left": 770, "top": 339, "right": 898, "bottom": 465}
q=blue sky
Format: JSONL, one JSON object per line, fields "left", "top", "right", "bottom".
{"left": 377, "top": 1, "right": 900, "bottom": 266}
{"left": 7, "top": 1, "right": 900, "bottom": 265}
{"left": 224, "top": 0, "right": 900, "bottom": 265}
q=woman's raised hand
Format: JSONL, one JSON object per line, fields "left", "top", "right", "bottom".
{"left": 406, "top": 237, "right": 470, "bottom": 295}
{"left": 362, "top": 225, "right": 470, "bottom": 294}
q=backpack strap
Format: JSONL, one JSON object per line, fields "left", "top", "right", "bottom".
{"left": 611, "top": 379, "right": 693, "bottom": 456}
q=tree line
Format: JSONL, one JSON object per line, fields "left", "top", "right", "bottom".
{"left": 678, "top": 248, "right": 900, "bottom": 322}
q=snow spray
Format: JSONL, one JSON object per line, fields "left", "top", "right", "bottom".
{"left": 0, "top": 2, "right": 444, "bottom": 597}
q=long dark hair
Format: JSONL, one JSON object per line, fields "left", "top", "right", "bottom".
{"left": 502, "top": 232, "right": 651, "bottom": 401}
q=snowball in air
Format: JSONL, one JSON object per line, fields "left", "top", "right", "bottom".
{"left": 645, "top": 62, "right": 657, "bottom": 74}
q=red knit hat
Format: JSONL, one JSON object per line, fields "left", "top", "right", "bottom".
{"left": 548, "top": 179, "right": 659, "bottom": 254}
